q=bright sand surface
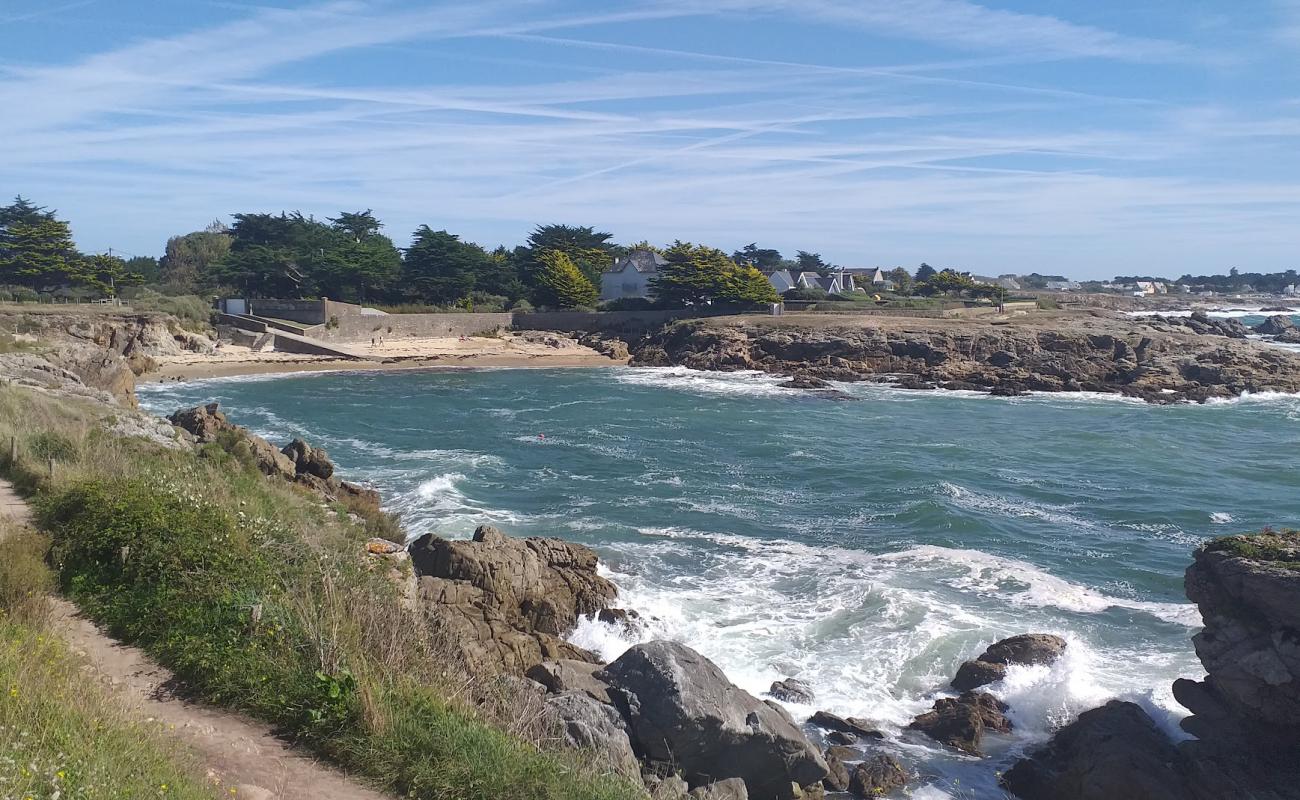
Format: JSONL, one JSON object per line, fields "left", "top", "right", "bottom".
{"left": 143, "top": 332, "right": 624, "bottom": 382}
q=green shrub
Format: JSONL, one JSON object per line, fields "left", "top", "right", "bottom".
{"left": 1037, "top": 297, "right": 1060, "bottom": 310}
{"left": 39, "top": 476, "right": 641, "bottom": 800}
{"left": 599, "top": 297, "right": 656, "bottom": 311}
{"left": 782, "top": 287, "right": 828, "bottom": 301}
{"left": 125, "top": 288, "right": 213, "bottom": 331}
{"left": 28, "top": 431, "right": 79, "bottom": 463}
{"left": 0, "top": 525, "right": 53, "bottom": 623}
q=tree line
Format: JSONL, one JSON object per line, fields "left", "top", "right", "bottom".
{"left": 1, "top": 195, "right": 1009, "bottom": 309}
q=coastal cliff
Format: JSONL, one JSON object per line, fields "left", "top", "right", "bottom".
{"left": 629, "top": 311, "right": 1300, "bottom": 402}
{"left": 1003, "top": 530, "right": 1300, "bottom": 800}
{"left": 0, "top": 309, "right": 213, "bottom": 405}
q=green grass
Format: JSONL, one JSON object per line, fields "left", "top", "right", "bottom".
{"left": 0, "top": 385, "right": 643, "bottom": 800}
{"left": 0, "top": 523, "right": 219, "bottom": 800}
{"left": 1205, "top": 529, "right": 1300, "bottom": 568}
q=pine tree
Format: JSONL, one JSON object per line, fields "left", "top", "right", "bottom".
{"left": 535, "top": 249, "right": 597, "bottom": 308}
{"left": 0, "top": 217, "right": 79, "bottom": 290}
{"left": 725, "top": 263, "right": 780, "bottom": 304}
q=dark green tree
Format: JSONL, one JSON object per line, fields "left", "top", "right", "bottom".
{"left": 916, "top": 263, "right": 937, "bottom": 282}
{"left": 653, "top": 242, "right": 778, "bottom": 307}
{"left": 524, "top": 225, "right": 615, "bottom": 288}
{"left": 795, "top": 251, "right": 826, "bottom": 272}
{"left": 732, "top": 243, "right": 783, "bottom": 271}
{"left": 0, "top": 216, "right": 80, "bottom": 290}
{"left": 885, "top": 267, "right": 914, "bottom": 294}
{"left": 402, "top": 226, "right": 495, "bottom": 305}
{"left": 535, "top": 249, "right": 597, "bottom": 308}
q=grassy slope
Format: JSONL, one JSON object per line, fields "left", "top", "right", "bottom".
{"left": 0, "top": 523, "right": 218, "bottom": 800}
{"left": 0, "top": 385, "right": 643, "bottom": 800}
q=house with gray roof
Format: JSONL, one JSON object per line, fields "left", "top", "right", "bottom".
{"left": 600, "top": 248, "right": 667, "bottom": 301}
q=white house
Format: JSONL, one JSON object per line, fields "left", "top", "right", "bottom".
{"left": 599, "top": 248, "right": 666, "bottom": 301}
{"left": 791, "top": 271, "right": 857, "bottom": 294}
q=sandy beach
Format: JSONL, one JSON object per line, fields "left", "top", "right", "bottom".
{"left": 143, "top": 332, "right": 626, "bottom": 382}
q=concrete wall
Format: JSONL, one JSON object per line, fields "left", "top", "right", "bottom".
{"left": 246, "top": 299, "right": 326, "bottom": 324}
{"left": 312, "top": 312, "right": 513, "bottom": 342}
{"left": 514, "top": 308, "right": 734, "bottom": 333}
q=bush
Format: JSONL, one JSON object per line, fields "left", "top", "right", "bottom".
{"left": 0, "top": 525, "right": 53, "bottom": 623}
{"left": 508, "top": 298, "right": 534, "bottom": 313}
{"left": 39, "top": 475, "right": 642, "bottom": 800}
{"left": 1037, "top": 297, "right": 1060, "bottom": 310}
{"left": 126, "top": 288, "right": 213, "bottom": 331}
{"left": 0, "top": 284, "right": 40, "bottom": 303}
{"left": 28, "top": 431, "right": 79, "bottom": 463}
{"left": 599, "top": 296, "right": 656, "bottom": 311}
{"left": 782, "top": 287, "right": 829, "bottom": 301}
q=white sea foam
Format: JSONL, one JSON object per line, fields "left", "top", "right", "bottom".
{"left": 1210, "top": 512, "right": 1235, "bottom": 524}
{"left": 610, "top": 366, "right": 792, "bottom": 398}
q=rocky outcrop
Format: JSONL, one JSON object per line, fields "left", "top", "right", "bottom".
{"left": 410, "top": 525, "right": 616, "bottom": 674}
{"left": 631, "top": 313, "right": 1300, "bottom": 403}
{"left": 807, "top": 711, "right": 882, "bottom": 739}
{"left": 0, "top": 310, "right": 214, "bottom": 406}
{"left": 767, "top": 678, "right": 814, "bottom": 704}
{"left": 847, "top": 755, "right": 908, "bottom": 798}
{"left": 1005, "top": 531, "right": 1300, "bottom": 800}
{"left": 907, "top": 691, "right": 1012, "bottom": 755}
{"left": 598, "top": 641, "right": 828, "bottom": 800}
{"left": 1000, "top": 701, "right": 1192, "bottom": 800}
{"left": 167, "top": 403, "right": 380, "bottom": 508}
{"left": 951, "top": 633, "right": 1067, "bottom": 691}
{"left": 1254, "top": 315, "right": 1296, "bottom": 336}
{"left": 1146, "top": 311, "right": 1250, "bottom": 339}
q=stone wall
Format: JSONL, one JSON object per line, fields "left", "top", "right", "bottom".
{"left": 312, "top": 312, "right": 513, "bottom": 342}
{"left": 515, "top": 309, "right": 731, "bottom": 334}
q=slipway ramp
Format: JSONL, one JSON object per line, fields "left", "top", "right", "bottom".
{"left": 219, "top": 314, "right": 376, "bottom": 361}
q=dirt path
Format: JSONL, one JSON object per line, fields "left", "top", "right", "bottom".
{"left": 0, "top": 478, "right": 391, "bottom": 800}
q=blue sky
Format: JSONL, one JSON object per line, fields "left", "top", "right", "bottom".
{"left": 2, "top": 0, "right": 1298, "bottom": 278}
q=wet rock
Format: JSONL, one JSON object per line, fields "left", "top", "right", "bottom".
{"left": 821, "top": 751, "right": 851, "bottom": 792}
{"left": 825, "top": 731, "right": 857, "bottom": 746}
{"left": 545, "top": 690, "right": 642, "bottom": 779}
{"left": 907, "top": 691, "right": 1012, "bottom": 755}
{"left": 599, "top": 641, "right": 828, "bottom": 800}
{"left": 824, "top": 745, "right": 859, "bottom": 762}
{"left": 1253, "top": 314, "right": 1295, "bottom": 336}
{"left": 412, "top": 525, "right": 616, "bottom": 673}
{"left": 779, "top": 374, "right": 830, "bottom": 390}
{"left": 981, "top": 633, "right": 1068, "bottom": 667}
{"left": 1001, "top": 701, "right": 1190, "bottom": 800}
{"left": 951, "top": 659, "right": 1007, "bottom": 691}
{"left": 808, "top": 711, "right": 882, "bottom": 739}
{"left": 768, "top": 678, "right": 815, "bottom": 704}
{"left": 847, "top": 755, "right": 907, "bottom": 798}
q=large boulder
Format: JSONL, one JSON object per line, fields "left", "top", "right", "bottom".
{"left": 545, "top": 691, "right": 642, "bottom": 779}
{"left": 1000, "top": 701, "right": 1191, "bottom": 800}
{"left": 907, "top": 691, "right": 1012, "bottom": 755}
{"left": 952, "top": 633, "right": 1068, "bottom": 691}
{"left": 169, "top": 403, "right": 296, "bottom": 478}
{"left": 767, "top": 678, "right": 814, "bottom": 704}
{"left": 847, "top": 755, "right": 907, "bottom": 798}
{"left": 1254, "top": 315, "right": 1295, "bottom": 336}
{"left": 281, "top": 437, "right": 334, "bottom": 479}
{"left": 598, "top": 641, "right": 828, "bottom": 800}
{"left": 411, "top": 525, "right": 617, "bottom": 673}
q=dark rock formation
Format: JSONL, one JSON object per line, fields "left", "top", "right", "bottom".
{"left": 411, "top": 525, "right": 616, "bottom": 673}
{"left": 907, "top": 691, "right": 1012, "bottom": 755}
{"left": 281, "top": 437, "right": 334, "bottom": 479}
{"left": 825, "top": 731, "right": 857, "bottom": 745}
{"left": 950, "top": 659, "right": 1007, "bottom": 692}
{"left": 688, "top": 778, "right": 749, "bottom": 800}
{"left": 1005, "top": 531, "right": 1300, "bottom": 800}
{"left": 1253, "top": 315, "right": 1295, "bottom": 336}
{"left": 821, "top": 751, "right": 851, "bottom": 792}
{"left": 1000, "top": 701, "right": 1191, "bottom": 800}
{"left": 807, "top": 711, "right": 882, "bottom": 739}
{"left": 777, "top": 374, "right": 830, "bottom": 390}
{"left": 630, "top": 314, "right": 1300, "bottom": 403}
{"left": 847, "top": 755, "right": 908, "bottom": 798}
{"left": 1147, "top": 311, "right": 1250, "bottom": 339}
{"left": 767, "top": 678, "right": 815, "bottom": 704}
{"left": 952, "top": 633, "right": 1067, "bottom": 691}
{"left": 168, "top": 403, "right": 379, "bottom": 507}
{"left": 598, "top": 641, "right": 828, "bottom": 800}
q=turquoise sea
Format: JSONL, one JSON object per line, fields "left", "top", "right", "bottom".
{"left": 139, "top": 366, "right": 1300, "bottom": 798}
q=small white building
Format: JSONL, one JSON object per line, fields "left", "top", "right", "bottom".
{"left": 599, "top": 249, "right": 666, "bottom": 301}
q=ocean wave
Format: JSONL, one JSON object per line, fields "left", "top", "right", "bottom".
{"left": 880, "top": 545, "right": 1201, "bottom": 626}
{"left": 610, "top": 366, "right": 793, "bottom": 398}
